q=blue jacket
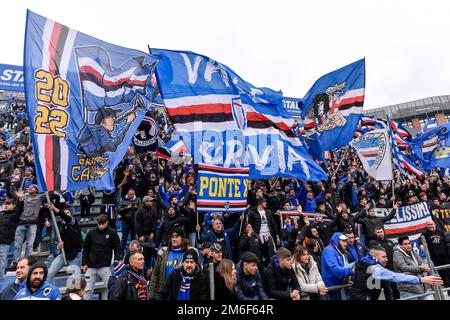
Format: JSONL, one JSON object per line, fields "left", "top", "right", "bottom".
{"left": 235, "top": 261, "right": 268, "bottom": 300}
{"left": 158, "top": 184, "right": 187, "bottom": 207}
{"left": 14, "top": 281, "right": 61, "bottom": 300}
{"left": 200, "top": 218, "right": 241, "bottom": 260}
{"left": 299, "top": 184, "right": 323, "bottom": 213}
{"left": 346, "top": 241, "right": 369, "bottom": 263}
{"left": 321, "top": 232, "right": 355, "bottom": 287}
{"left": 0, "top": 278, "right": 24, "bottom": 300}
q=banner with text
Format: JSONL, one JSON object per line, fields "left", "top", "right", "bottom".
{"left": 197, "top": 164, "right": 249, "bottom": 213}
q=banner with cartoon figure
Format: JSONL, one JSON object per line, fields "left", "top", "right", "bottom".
{"left": 24, "top": 10, "right": 159, "bottom": 191}
{"left": 302, "top": 59, "right": 365, "bottom": 152}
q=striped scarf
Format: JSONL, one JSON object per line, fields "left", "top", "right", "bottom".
{"left": 128, "top": 269, "right": 148, "bottom": 300}
{"left": 176, "top": 275, "right": 191, "bottom": 300}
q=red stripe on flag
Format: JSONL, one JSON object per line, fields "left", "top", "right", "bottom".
{"left": 384, "top": 222, "right": 429, "bottom": 235}
{"left": 245, "top": 112, "right": 292, "bottom": 131}
{"left": 197, "top": 201, "right": 248, "bottom": 206}
{"left": 79, "top": 65, "right": 147, "bottom": 87}
{"left": 48, "top": 22, "right": 63, "bottom": 75}
{"left": 45, "top": 135, "right": 54, "bottom": 191}
{"left": 198, "top": 164, "right": 249, "bottom": 173}
{"left": 167, "top": 104, "right": 232, "bottom": 116}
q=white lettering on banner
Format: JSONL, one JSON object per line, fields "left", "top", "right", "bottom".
{"left": 180, "top": 53, "right": 230, "bottom": 87}
{"left": 199, "top": 141, "right": 223, "bottom": 165}
{"left": 224, "top": 139, "right": 244, "bottom": 168}
{"left": 283, "top": 100, "right": 300, "bottom": 110}
{"left": 247, "top": 144, "right": 273, "bottom": 170}
{"left": 0, "top": 69, "right": 24, "bottom": 82}
{"left": 287, "top": 145, "right": 310, "bottom": 178}
{"left": 204, "top": 59, "right": 230, "bottom": 87}
{"left": 277, "top": 140, "right": 286, "bottom": 173}
{"left": 180, "top": 53, "right": 202, "bottom": 84}
{"left": 375, "top": 202, "right": 430, "bottom": 224}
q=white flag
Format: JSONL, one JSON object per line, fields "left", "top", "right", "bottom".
{"left": 350, "top": 128, "right": 393, "bottom": 181}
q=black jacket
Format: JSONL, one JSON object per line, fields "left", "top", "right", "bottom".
{"left": 264, "top": 257, "right": 300, "bottom": 300}
{"left": 356, "top": 209, "right": 397, "bottom": 242}
{"left": 420, "top": 229, "right": 448, "bottom": 262}
{"left": 82, "top": 226, "right": 120, "bottom": 268}
{"left": 248, "top": 208, "right": 279, "bottom": 238}
{"left": 160, "top": 266, "right": 209, "bottom": 300}
{"left": 368, "top": 237, "right": 396, "bottom": 270}
{"left": 58, "top": 211, "right": 82, "bottom": 261}
{"left": 109, "top": 268, "right": 148, "bottom": 300}
{"left": 238, "top": 233, "right": 264, "bottom": 264}
{"left": 135, "top": 205, "right": 157, "bottom": 238}
{"left": 0, "top": 200, "right": 24, "bottom": 244}
{"left": 157, "top": 215, "right": 192, "bottom": 246}
{"left": 214, "top": 272, "right": 237, "bottom": 301}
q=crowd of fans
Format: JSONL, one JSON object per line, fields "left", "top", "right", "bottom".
{"left": 0, "top": 98, "right": 449, "bottom": 301}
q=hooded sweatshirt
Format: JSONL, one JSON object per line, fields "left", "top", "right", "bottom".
{"left": 321, "top": 232, "right": 355, "bottom": 287}
{"left": 14, "top": 262, "right": 60, "bottom": 300}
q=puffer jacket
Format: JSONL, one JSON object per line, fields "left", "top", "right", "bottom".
{"left": 292, "top": 255, "right": 324, "bottom": 300}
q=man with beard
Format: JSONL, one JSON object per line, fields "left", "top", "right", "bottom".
{"left": 157, "top": 207, "right": 192, "bottom": 247}
{"left": 160, "top": 248, "right": 209, "bottom": 300}
{"left": 321, "top": 232, "right": 355, "bottom": 300}
{"left": 109, "top": 251, "right": 148, "bottom": 300}
{"left": 14, "top": 261, "right": 60, "bottom": 300}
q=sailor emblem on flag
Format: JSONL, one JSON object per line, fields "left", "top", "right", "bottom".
{"left": 231, "top": 97, "right": 247, "bottom": 130}
{"left": 354, "top": 132, "right": 387, "bottom": 170}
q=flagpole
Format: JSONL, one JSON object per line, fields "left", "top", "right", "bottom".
{"left": 331, "top": 146, "right": 350, "bottom": 181}
{"left": 44, "top": 192, "right": 67, "bottom": 266}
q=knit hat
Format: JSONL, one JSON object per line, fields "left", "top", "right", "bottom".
{"left": 111, "top": 261, "right": 126, "bottom": 276}
{"left": 183, "top": 248, "right": 199, "bottom": 264}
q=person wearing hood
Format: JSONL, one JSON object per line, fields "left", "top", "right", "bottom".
{"left": 264, "top": 248, "right": 301, "bottom": 300}
{"left": 349, "top": 246, "right": 443, "bottom": 300}
{"left": 160, "top": 248, "right": 209, "bottom": 300}
{"left": 321, "top": 232, "right": 355, "bottom": 300}
{"left": 292, "top": 246, "right": 328, "bottom": 300}
{"left": 235, "top": 251, "right": 268, "bottom": 300}
{"left": 109, "top": 251, "right": 149, "bottom": 300}
{"left": 14, "top": 261, "right": 60, "bottom": 300}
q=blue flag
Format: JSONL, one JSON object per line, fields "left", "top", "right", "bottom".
{"left": 302, "top": 59, "right": 365, "bottom": 151}
{"left": 411, "top": 123, "right": 450, "bottom": 171}
{"left": 153, "top": 48, "right": 327, "bottom": 181}
{"left": 24, "top": 11, "right": 159, "bottom": 191}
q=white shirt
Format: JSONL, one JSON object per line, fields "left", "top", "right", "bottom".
{"left": 258, "top": 209, "right": 271, "bottom": 236}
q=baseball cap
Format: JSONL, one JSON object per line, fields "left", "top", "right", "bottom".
{"left": 339, "top": 234, "right": 348, "bottom": 241}
{"left": 210, "top": 243, "right": 223, "bottom": 253}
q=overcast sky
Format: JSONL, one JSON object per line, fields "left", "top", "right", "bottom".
{"left": 3, "top": 0, "right": 450, "bottom": 110}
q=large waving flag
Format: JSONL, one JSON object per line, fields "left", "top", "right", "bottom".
{"left": 411, "top": 122, "right": 450, "bottom": 171}
{"left": 302, "top": 59, "right": 365, "bottom": 151}
{"left": 24, "top": 11, "right": 159, "bottom": 191}
{"left": 387, "top": 116, "right": 424, "bottom": 179}
{"left": 153, "top": 48, "right": 327, "bottom": 181}
{"left": 350, "top": 128, "right": 393, "bottom": 181}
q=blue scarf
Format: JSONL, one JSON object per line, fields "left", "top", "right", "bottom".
{"left": 176, "top": 275, "right": 191, "bottom": 300}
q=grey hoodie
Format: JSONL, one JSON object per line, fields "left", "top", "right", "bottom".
{"left": 393, "top": 247, "right": 426, "bottom": 294}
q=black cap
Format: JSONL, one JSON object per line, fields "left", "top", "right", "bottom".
{"left": 200, "top": 241, "right": 212, "bottom": 250}
{"left": 95, "top": 107, "right": 119, "bottom": 125}
{"left": 183, "top": 248, "right": 199, "bottom": 264}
